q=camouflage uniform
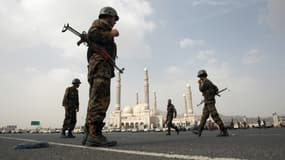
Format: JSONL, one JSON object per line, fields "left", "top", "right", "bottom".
{"left": 199, "top": 78, "right": 224, "bottom": 129}
{"left": 194, "top": 77, "right": 228, "bottom": 137}
{"left": 83, "top": 18, "right": 117, "bottom": 146}
{"left": 257, "top": 116, "right": 261, "bottom": 128}
{"left": 165, "top": 100, "right": 179, "bottom": 135}
{"left": 62, "top": 86, "right": 79, "bottom": 136}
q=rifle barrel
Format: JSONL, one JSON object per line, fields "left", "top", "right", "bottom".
{"left": 67, "top": 26, "right": 81, "bottom": 37}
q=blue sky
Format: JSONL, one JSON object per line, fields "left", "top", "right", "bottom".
{"left": 0, "top": 0, "right": 284, "bottom": 128}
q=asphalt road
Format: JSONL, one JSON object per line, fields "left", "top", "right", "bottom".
{"left": 0, "top": 128, "right": 284, "bottom": 160}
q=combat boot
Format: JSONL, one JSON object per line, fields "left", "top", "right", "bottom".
{"left": 98, "top": 122, "right": 107, "bottom": 140}
{"left": 86, "top": 135, "right": 117, "bottom": 147}
{"left": 82, "top": 125, "right": 89, "bottom": 145}
{"left": 175, "top": 127, "right": 180, "bottom": 135}
{"left": 192, "top": 127, "right": 203, "bottom": 137}
{"left": 217, "top": 128, "right": 229, "bottom": 137}
{"left": 166, "top": 127, "right": 171, "bottom": 136}
{"left": 85, "top": 122, "right": 117, "bottom": 147}
{"left": 67, "top": 130, "right": 76, "bottom": 138}
{"left": 60, "top": 129, "right": 67, "bottom": 138}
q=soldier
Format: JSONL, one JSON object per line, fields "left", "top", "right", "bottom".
{"left": 257, "top": 116, "right": 261, "bottom": 128}
{"left": 165, "top": 99, "right": 179, "bottom": 136}
{"left": 82, "top": 6, "right": 119, "bottom": 147}
{"left": 237, "top": 121, "right": 241, "bottom": 129}
{"left": 262, "top": 119, "right": 266, "bottom": 128}
{"left": 61, "top": 78, "right": 81, "bottom": 138}
{"left": 192, "top": 70, "right": 229, "bottom": 137}
{"left": 230, "top": 118, "right": 234, "bottom": 129}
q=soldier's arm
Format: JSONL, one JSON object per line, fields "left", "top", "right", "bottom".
{"left": 208, "top": 80, "right": 219, "bottom": 95}
{"left": 88, "top": 29, "right": 113, "bottom": 44}
{"left": 62, "top": 88, "right": 69, "bottom": 107}
{"left": 76, "top": 90, "right": 79, "bottom": 111}
{"left": 88, "top": 21, "right": 113, "bottom": 44}
{"left": 212, "top": 83, "right": 219, "bottom": 95}
{"left": 199, "top": 79, "right": 209, "bottom": 92}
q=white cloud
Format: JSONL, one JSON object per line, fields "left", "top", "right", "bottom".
{"left": 116, "top": 0, "right": 156, "bottom": 59}
{"left": 179, "top": 38, "right": 205, "bottom": 48}
{"left": 0, "top": 0, "right": 155, "bottom": 59}
{"left": 242, "top": 49, "right": 264, "bottom": 64}
{"left": 165, "top": 65, "right": 184, "bottom": 76}
{"left": 196, "top": 50, "right": 217, "bottom": 64}
{"left": 0, "top": 66, "right": 89, "bottom": 128}
{"left": 0, "top": 0, "right": 157, "bottom": 128}
{"left": 192, "top": 0, "right": 227, "bottom": 7}
{"left": 24, "top": 67, "right": 39, "bottom": 73}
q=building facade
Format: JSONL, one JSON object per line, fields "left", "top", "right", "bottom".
{"left": 105, "top": 68, "right": 195, "bottom": 130}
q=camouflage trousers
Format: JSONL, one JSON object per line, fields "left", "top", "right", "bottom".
{"left": 63, "top": 107, "right": 77, "bottom": 130}
{"left": 86, "top": 77, "right": 111, "bottom": 137}
{"left": 199, "top": 103, "right": 224, "bottom": 130}
{"left": 166, "top": 116, "right": 176, "bottom": 126}
{"left": 166, "top": 116, "right": 174, "bottom": 127}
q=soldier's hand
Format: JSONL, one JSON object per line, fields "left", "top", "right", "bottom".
{"left": 198, "top": 80, "right": 202, "bottom": 84}
{"left": 111, "top": 29, "right": 119, "bottom": 37}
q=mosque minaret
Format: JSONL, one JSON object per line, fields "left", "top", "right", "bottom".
{"left": 115, "top": 71, "right": 121, "bottom": 111}
{"left": 144, "top": 68, "right": 150, "bottom": 110}
{"left": 153, "top": 91, "right": 157, "bottom": 115}
{"left": 136, "top": 91, "right": 139, "bottom": 105}
{"left": 106, "top": 68, "right": 195, "bottom": 130}
{"left": 183, "top": 94, "right": 188, "bottom": 116}
{"left": 186, "top": 83, "right": 194, "bottom": 114}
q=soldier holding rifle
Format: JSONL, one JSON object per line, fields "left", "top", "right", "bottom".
{"left": 192, "top": 70, "right": 229, "bottom": 137}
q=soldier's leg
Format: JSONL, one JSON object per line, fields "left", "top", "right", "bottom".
{"left": 82, "top": 86, "right": 93, "bottom": 145}
{"left": 86, "top": 78, "right": 116, "bottom": 146}
{"left": 208, "top": 104, "right": 229, "bottom": 137}
{"left": 87, "top": 78, "right": 110, "bottom": 136}
{"left": 193, "top": 104, "right": 210, "bottom": 137}
{"left": 166, "top": 127, "right": 171, "bottom": 135}
{"left": 171, "top": 123, "right": 179, "bottom": 135}
{"left": 166, "top": 120, "right": 171, "bottom": 135}
{"left": 82, "top": 123, "right": 89, "bottom": 145}
{"left": 67, "top": 109, "right": 77, "bottom": 138}
{"left": 61, "top": 107, "right": 71, "bottom": 138}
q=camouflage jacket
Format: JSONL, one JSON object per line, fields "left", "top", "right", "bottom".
{"left": 87, "top": 19, "right": 117, "bottom": 79}
{"left": 166, "top": 104, "right": 177, "bottom": 119}
{"left": 62, "top": 86, "right": 79, "bottom": 109}
{"left": 199, "top": 78, "right": 219, "bottom": 103}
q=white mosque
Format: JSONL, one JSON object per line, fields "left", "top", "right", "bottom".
{"left": 105, "top": 68, "right": 196, "bottom": 130}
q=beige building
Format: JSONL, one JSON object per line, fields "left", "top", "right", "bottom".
{"left": 105, "top": 68, "right": 195, "bottom": 130}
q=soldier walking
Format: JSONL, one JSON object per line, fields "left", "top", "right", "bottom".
{"left": 192, "top": 70, "right": 229, "bottom": 137}
{"left": 165, "top": 99, "right": 179, "bottom": 136}
{"left": 257, "top": 116, "right": 261, "bottom": 128}
{"left": 82, "top": 6, "right": 119, "bottom": 147}
{"left": 61, "top": 78, "right": 81, "bottom": 138}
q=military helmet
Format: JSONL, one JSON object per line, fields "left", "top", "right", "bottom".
{"left": 72, "top": 78, "right": 81, "bottom": 84}
{"left": 99, "top": 6, "right": 119, "bottom": 21}
{"left": 197, "top": 69, "right": 208, "bottom": 77}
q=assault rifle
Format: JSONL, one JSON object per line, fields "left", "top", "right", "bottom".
{"left": 196, "top": 88, "right": 228, "bottom": 107}
{"left": 62, "top": 23, "right": 124, "bottom": 73}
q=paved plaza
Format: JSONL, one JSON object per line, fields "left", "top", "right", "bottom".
{"left": 0, "top": 128, "right": 284, "bottom": 160}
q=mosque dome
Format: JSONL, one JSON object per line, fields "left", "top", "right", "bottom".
{"left": 133, "top": 103, "right": 147, "bottom": 115}
{"left": 123, "top": 105, "right": 133, "bottom": 115}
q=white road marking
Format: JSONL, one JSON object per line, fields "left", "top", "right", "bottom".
{"left": 246, "top": 134, "right": 281, "bottom": 136}
{"left": 229, "top": 133, "right": 281, "bottom": 137}
{"left": 0, "top": 136, "right": 245, "bottom": 160}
